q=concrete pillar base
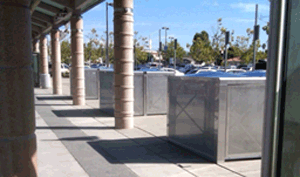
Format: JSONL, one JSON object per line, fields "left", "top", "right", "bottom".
{"left": 115, "top": 117, "right": 134, "bottom": 129}
{"left": 0, "top": 136, "right": 37, "bottom": 176}
{"left": 53, "top": 89, "right": 62, "bottom": 95}
{"left": 40, "top": 74, "right": 51, "bottom": 89}
{"left": 73, "top": 97, "right": 85, "bottom": 106}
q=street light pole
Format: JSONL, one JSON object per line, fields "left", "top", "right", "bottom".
{"left": 159, "top": 29, "right": 161, "bottom": 69}
{"left": 162, "top": 27, "right": 169, "bottom": 47}
{"left": 252, "top": 4, "right": 259, "bottom": 71}
{"left": 169, "top": 36, "right": 175, "bottom": 69}
{"left": 106, "top": 2, "right": 113, "bottom": 67}
{"left": 165, "top": 29, "right": 167, "bottom": 46}
{"left": 161, "top": 27, "right": 169, "bottom": 69}
{"left": 224, "top": 31, "right": 230, "bottom": 72}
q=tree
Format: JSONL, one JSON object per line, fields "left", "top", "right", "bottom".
{"left": 228, "top": 46, "right": 242, "bottom": 59}
{"left": 135, "top": 46, "right": 148, "bottom": 64}
{"left": 189, "top": 36, "right": 215, "bottom": 63}
{"left": 210, "top": 18, "right": 231, "bottom": 65}
{"left": 133, "top": 31, "right": 149, "bottom": 64}
{"left": 61, "top": 40, "right": 71, "bottom": 64}
{"left": 240, "top": 39, "right": 267, "bottom": 63}
{"left": 162, "top": 40, "right": 186, "bottom": 63}
{"left": 211, "top": 18, "right": 227, "bottom": 52}
{"left": 262, "top": 22, "right": 270, "bottom": 35}
{"left": 84, "top": 28, "right": 103, "bottom": 62}
{"left": 262, "top": 22, "right": 270, "bottom": 50}
{"left": 228, "top": 29, "right": 253, "bottom": 60}
{"left": 193, "top": 31, "right": 209, "bottom": 44}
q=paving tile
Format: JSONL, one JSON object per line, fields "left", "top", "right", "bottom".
{"left": 127, "top": 163, "right": 195, "bottom": 177}
{"left": 36, "top": 118, "right": 89, "bottom": 177}
{"left": 37, "top": 105, "right": 139, "bottom": 177}
{"left": 190, "top": 165, "right": 242, "bottom": 177}
{"left": 95, "top": 118, "right": 115, "bottom": 126}
{"left": 117, "top": 127, "right": 154, "bottom": 139}
{"left": 241, "top": 170, "right": 260, "bottom": 177}
{"left": 134, "top": 116, "right": 168, "bottom": 137}
{"left": 218, "top": 160, "right": 261, "bottom": 174}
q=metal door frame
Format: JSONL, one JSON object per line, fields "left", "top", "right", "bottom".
{"left": 261, "top": 0, "right": 289, "bottom": 176}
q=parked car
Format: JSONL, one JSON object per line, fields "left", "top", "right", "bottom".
{"left": 225, "top": 69, "right": 247, "bottom": 74}
{"left": 185, "top": 68, "right": 199, "bottom": 75}
{"left": 49, "top": 63, "right": 70, "bottom": 77}
{"left": 160, "top": 68, "right": 184, "bottom": 76}
{"left": 195, "top": 69, "right": 217, "bottom": 74}
{"left": 241, "top": 67, "right": 252, "bottom": 71}
{"left": 90, "top": 64, "right": 98, "bottom": 68}
{"left": 237, "top": 64, "right": 248, "bottom": 69}
{"left": 185, "top": 67, "right": 217, "bottom": 75}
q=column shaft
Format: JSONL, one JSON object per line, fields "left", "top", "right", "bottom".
{"left": 0, "top": 0, "right": 37, "bottom": 176}
{"left": 40, "top": 36, "right": 48, "bottom": 74}
{"left": 40, "top": 35, "right": 51, "bottom": 89}
{"left": 33, "top": 39, "right": 39, "bottom": 53}
{"left": 39, "top": 36, "right": 51, "bottom": 88}
{"left": 71, "top": 15, "right": 85, "bottom": 105}
{"left": 51, "top": 29, "right": 62, "bottom": 94}
{"left": 114, "top": 0, "right": 134, "bottom": 129}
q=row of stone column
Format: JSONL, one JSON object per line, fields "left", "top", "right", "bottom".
{"left": 33, "top": 1, "right": 135, "bottom": 128}
{"left": 0, "top": 0, "right": 133, "bottom": 176}
{"left": 33, "top": 15, "right": 85, "bottom": 106}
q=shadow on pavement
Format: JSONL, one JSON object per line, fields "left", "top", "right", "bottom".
{"left": 88, "top": 137, "right": 211, "bottom": 164}
{"left": 41, "top": 136, "right": 100, "bottom": 141}
{"left": 52, "top": 109, "right": 111, "bottom": 117}
{"left": 37, "top": 96, "right": 73, "bottom": 100}
{"left": 35, "top": 104, "right": 72, "bottom": 106}
{"left": 36, "top": 126, "right": 114, "bottom": 130}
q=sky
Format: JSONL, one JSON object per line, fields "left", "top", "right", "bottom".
{"left": 81, "top": 0, "right": 270, "bottom": 51}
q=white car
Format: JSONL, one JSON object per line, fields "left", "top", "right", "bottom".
{"left": 50, "top": 63, "right": 70, "bottom": 77}
{"left": 160, "top": 68, "right": 185, "bottom": 76}
{"left": 225, "top": 69, "right": 247, "bottom": 74}
{"left": 194, "top": 69, "right": 217, "bottom": 74}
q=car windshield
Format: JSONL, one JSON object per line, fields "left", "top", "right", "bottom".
{"left": 190, "top": 70, "right": 198, "bottom": 74}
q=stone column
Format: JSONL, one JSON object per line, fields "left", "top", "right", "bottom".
{"left": 0, "top": 0, "right": 37, "bottom": 176}
{"left": 71, "top": 15, "right": 85, "bottom": 105}
{"left": 114, "top": 0, "right": 134, "bottom": 129}
{"left": 33, "top": 39, "right": 39, "bottom": 53}
{"left": 51, "top": 29, "right": 62, "bottom": 95}
{"left": 39, "top": 35, "right": 51, "bottom": 88}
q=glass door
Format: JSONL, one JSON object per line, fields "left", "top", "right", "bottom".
{"left": 277, "top": 0, "right": 300, "bottom": 175}
{"left": 262, "top": 0, "right": 300, "bottom": 176}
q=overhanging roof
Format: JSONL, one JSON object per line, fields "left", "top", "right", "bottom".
{"left": 30, "top": 0, "right": 105, "bottom": 40}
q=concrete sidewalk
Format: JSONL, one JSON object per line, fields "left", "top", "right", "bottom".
{"left": 34, "top": 78, "right": 261, "bottom": 177}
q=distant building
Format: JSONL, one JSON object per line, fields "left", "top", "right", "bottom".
{"left": 143, "top": 49, "right": 163, "bottom": 62}
{"left": 227, "top": 57, "right": 242, "bottom": 66}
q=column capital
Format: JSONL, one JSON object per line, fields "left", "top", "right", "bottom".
{"left": 51, "top": 28, "right": 60, "bottom": 32}
{"left": 39, "top": 35, "right": 47, "bottom": 46}
{"left": 40, "top": 34, "right": 47, "bottom": 39}
{"left": 33, "top": 38, "right": 39, "bottom": 43}
{"left": 71, "top": 14, "right": 82, "bottom": 19}
{"left": 114, "top": 7, "right": 134, "bottom": 14}
{"left": 71, "top": 29, "right": 83, "bottom": 33}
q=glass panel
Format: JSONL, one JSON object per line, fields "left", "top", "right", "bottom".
{"left": 33, "top": 54, "right": 38, "bottom": 73}
{"left": 280, "top": 0, "right": 300, "bottom": 176}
